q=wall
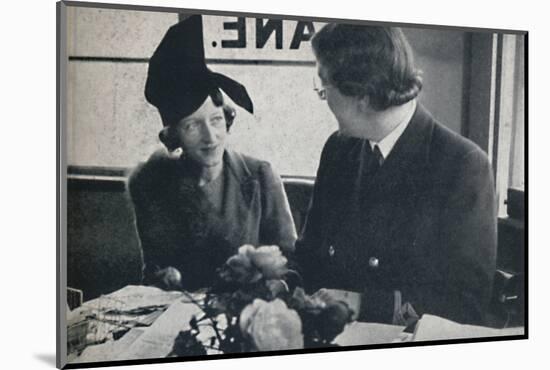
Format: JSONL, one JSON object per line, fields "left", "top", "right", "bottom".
{"left": 66, "top": 7, "right": 475, "bottom": 177}
{"left": 405, "top": 27, "right": 467, "bottom": 134}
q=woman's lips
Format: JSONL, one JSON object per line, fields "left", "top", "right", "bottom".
{"left": 201, "top": 145, "right": 219, "bottom": 154}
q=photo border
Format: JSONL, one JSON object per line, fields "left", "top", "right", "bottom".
{"left": 57, "top": 1, "right": 528, "bottom": 368}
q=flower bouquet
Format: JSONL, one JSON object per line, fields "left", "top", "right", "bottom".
{"left": 169, "top": 244, "right": 354, "bottom": 356}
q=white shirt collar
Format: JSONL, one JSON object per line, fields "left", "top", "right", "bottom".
{"left": 369, "top": 100, "right": 416, "bottom": 159}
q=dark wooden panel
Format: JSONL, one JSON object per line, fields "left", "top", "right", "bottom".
{"left": 497, "top": 217, "right": 525, "bottom": 275}
{"left": 67, "top": 185, "right": 142, "bottom": 301}
{"left": 507, "top": 188, "right": 525, "bottom": 220}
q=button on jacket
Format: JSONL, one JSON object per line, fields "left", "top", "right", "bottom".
{"left": 297, "top": 104, "right": 497, "bottom": 325}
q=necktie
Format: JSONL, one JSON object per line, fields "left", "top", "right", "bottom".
{"left": 364, "top": 143, "right": 384, "bottom": 178}
{"left": 359, "top": 143, "right": 383, "bottom": 205}
{"left": 352, "top": 142, "right": 384, "bottom": 206}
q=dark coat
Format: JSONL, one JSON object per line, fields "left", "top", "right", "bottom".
{"left": 297, "top": 104, "right": 497, "bottom": 325}
{"left": 128, "top": 149, "right": 297, "bottom": 290}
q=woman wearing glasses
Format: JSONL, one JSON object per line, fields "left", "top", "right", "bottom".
{"left": 298, "top": 23, "right": 496, "bottom": 326}
{"left": 128, "top": 16, "right": 297, "bottom": 291}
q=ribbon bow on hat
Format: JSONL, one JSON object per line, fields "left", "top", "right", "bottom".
{"left": 145, "top": 15, "right": 254, "bottom": 126}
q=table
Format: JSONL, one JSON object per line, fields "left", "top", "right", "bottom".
{"left": 67, "top": 285, "right": 524, "bottom": 365}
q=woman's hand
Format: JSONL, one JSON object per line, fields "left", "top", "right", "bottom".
{"left": 153, "top": 266, "right": 182, "bottom": 291}
{"left": 312, "top": 288, "right": 362, "bottom": 321}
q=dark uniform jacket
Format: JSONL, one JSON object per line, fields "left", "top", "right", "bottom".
{"left": 128, "top": 149, "right": 297, "bottom": 290}
{"left": 297, "top": 104, "right": 497, "bottom": 325}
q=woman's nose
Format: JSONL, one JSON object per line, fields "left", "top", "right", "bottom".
{"left": 201, "top": 122, "right": 218, "bottom": 142}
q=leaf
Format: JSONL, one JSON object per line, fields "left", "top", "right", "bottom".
{"left": 190, "top": 315, "right": 198, "bottom": 331}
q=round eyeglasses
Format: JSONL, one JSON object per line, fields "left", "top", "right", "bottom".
{"left": 313, "top": 76, "right": 328, "bottom": 100}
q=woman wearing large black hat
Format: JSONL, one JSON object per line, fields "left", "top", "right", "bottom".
{"left": 128, "top": 15, "right": 297, "bottom": 291}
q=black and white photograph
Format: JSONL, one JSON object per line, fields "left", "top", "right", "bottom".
{"left": 6, "top": 0, "right": 550, "bottom": 368}
{"left": 54, "top": 0, "right": 529, "bottom": 368}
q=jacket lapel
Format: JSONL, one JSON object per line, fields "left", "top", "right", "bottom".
{"left": 361, "top": 103, "right": 435, "bottom": 207}
{"left": 221, "top": 150, "right": 258, "bottom": 229}
{"left": 325, "top": 104, "right": 436, "bottom": 249}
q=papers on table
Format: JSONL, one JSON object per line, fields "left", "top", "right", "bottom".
{"left": 412, "top": 314, "right": 524, "bottom": 341}
{"left": 70, "top": 285, "right": 526, "bottom": 364}
{"left": 83, "top": 285, "right": 185, "bottom": 313}
{"left": 72, "top": 328, "right": 146, "bottom": 364}
{"left": 68, "top": 285, "right": 188, "bottom": 362}
{"left": 334, "top": 321, "right": 406, "bottom": 346}
{"left": 116, "top": 299, "right": 203, "bottom": 360}
{"left": 334, "top": 314, "right": 525, "bottom": 347}
{"left": 71, "top": 298, "right": 203, "bottom": 363}
{"left": 72, "top": 294, "right": 225, "bottom": 363}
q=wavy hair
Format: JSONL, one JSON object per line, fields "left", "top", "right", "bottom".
{"left": 312, "top": 24, "right": 423, "bottom": 111}
{"left": 158, "top": 89, "right": 236, "bottom": 151}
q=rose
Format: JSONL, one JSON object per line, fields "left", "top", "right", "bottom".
{"left": 240, "top": 298, "right": 304, "bottom": 351}
{"left": 219, "top": 245, "right": 288, "bottom": 284}
{"left": 220, "top": 249, "right": 262, "bottom": 284}
{"left": 154, "top": 266, "right": 182, "bottom": 290}
{"left": 246, "top": 245, "right": 288, "bottom": 280}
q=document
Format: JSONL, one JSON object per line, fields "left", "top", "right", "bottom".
{"left": 83, "top": 285, "right": 184, "bottom": 313}
{"left": 334, "top": 321, "right": 406, "bottom": 346}
{"left": 116, "top": 299, "right": 203, "bottom": 360}
{"left": 72, "top": 328, "right": 146, "bottom": 363}
{"left": 69, "top": 287, "right": 207, "bottom": 363}
{"left": 412, "top": 314, "right": 525, "bottom": 342}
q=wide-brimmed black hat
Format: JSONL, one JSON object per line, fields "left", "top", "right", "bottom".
{"left": 145, "top": 15, "right": 254, "bottom": 126}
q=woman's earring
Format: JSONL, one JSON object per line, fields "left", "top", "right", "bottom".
{"left": 159, "top": 126, "right": 183, "bottom": 155}
{"left": 168, "top": 147, "right": 183, "bottom": 159}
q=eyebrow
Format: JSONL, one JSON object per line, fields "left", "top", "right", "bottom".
{"left": 178, "top": 118, "right": 199, "bottom": 129}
